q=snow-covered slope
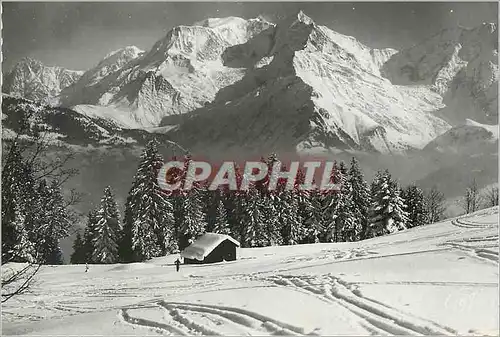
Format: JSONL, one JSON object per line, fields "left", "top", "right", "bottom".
{"left": 382, "top": 23, "right": 498, "bottom": 125}
{"left": 2, "top": 207, "right": 498, "bottom": 336}
{"left": 59, "top": 17, "right": 274, "bottom": 127}
{"left": 164, "top": 11, "right": 451, "bottom": 156}
{"left": 3, "top": 58, "right": 83, "bottom": 104}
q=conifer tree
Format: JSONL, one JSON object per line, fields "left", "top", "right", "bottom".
{"left": 92, "top": 186, "right": 121, "bottom": 264}
{"left": 8, "top": 204, "right": 36, "bottom": 263}
{"left": 261, "top": 154, "right": 282, "bottom": 245}
{"left": 1, "top": 143, "right": 34, "bottom": 263}
{"left": 223, "top": 164, "right": 248, "bottom": 245}
{"left": 295, "top": 169, "right": 322, "bottom": 244}
{"left": 368, "top": 170, "right": 408, "bottom": 237}
{"left": 241, "top": 186, "right": 268, "bottom": 247}
{"left": 401, "top": 184, "right": 428, "bottom": 228}
{"left": 178, "top": 187, "right": 207, "bottom": 250}
{"left": 275, "top": 163, "right": 304, "bottom": 245}
{"left": 301, "top": 190, "right": 324, "bottom": 243}
{"left": 322, "top": 161, "right": 341, "bottom": 242}
{"left": 335, "top": 163, "right": 358, "bottom": 242}
{"left": 175, "top": 155, "right": 206, "bottom": 250}
{"left": 38, "top": 180, "right": 72, "bottom": 264}
{"left": 348, "top": 157, "right": 371, "bottom": 240}
{"left": 84, "top": 210, "right": 98, "bottom": 263}
{"left": 213, "top": 195, "right": 230, "bottom": 235}
{"left": 122, "top": 140, "right": 175, "bottom": 261}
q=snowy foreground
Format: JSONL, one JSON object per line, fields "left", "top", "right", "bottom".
{"left": 3, "top": 208, "right": 499, "bottom": 336}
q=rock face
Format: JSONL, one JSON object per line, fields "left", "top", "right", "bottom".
{"left": 382, "top": 23, "right": 498, "bottom": 125}
{"left": 3, "top": 58, "right": 83, "bottom": 104}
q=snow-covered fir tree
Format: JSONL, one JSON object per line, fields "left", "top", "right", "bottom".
{"left": 241, "top": 186, "right": 268, "bottom": 247}
{"left": 122, "top": 139, "right": 175, "bottom": 262}
{"left": 213, "top": 195, "right": 230, "bottom": 235}
{"left": 91, "top": 186, "right": 121, "bottom": 264}
{"left": 387, "top": 178, "right": 409, "bottom": 233}
{"left": 300, "top": 190, "right": 324, "bottom": 243}
{"left": 177, "top": 155, "right": 207, "bottom": 251}
{"left": 321, "top": 161, "right": 342, "bottom": 242}
{"left": 260, "top": 154, "right": 282, "bottom": 246}
{"left": 38, "top": 180, "right": 71, "bottom": 264}
{"left": 279, "top": 189, "right": 304, "bottom": 245}
{"left": 84, "top": 210, "right": 98, "bottom": 263}
{"left": 348, "top": 157, "right": 371, "bottom": 240}
{"left": 335, "top": 162, "right": 358, "bottom": 242}
{"left": 401, "top": 184, "right": 428, "bottom": 228}
{"left": 368, "top": 170, "right": 409, "bottom": 238}
{"left": 294, "top": 168, "right": 322, "bottom": 244}
{"left": 179, "top": 187, "right": 207, "bottom": 250}
{"left": 8, "top": 204, "right": 36, "bottom": 263}
{"left": 273, "top": 162, "right": 304, "bottom": 246}
{"left": 1, "top": 142, "right": 35, "bottom": 263}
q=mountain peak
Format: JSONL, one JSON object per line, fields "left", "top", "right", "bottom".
{"left": 3, "top": 58, "right": 83, "bottom": 104}
{"left": 18, "top": 56, "right": 43, "bottom": 65}
{"left": 296, "top": 10, "right": 314, "bottom": 25}
{"left": 104, "top": 45, "right": 144, "bottom": 60}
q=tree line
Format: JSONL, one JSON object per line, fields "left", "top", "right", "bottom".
{"left": 70, "top": 139, "right": 454, "bottom": 264}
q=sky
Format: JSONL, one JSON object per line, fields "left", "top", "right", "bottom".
{"left": 2, "top": 2, "right": 498, "bottom": 72}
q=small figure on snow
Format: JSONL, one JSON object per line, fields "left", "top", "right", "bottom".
{"left": 85, "top": 263, "right": 89, "bottom": 273}
{"left": 175, "top": 258, "right": 181, "bottom": 272}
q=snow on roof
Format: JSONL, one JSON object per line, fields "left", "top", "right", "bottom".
{"left": 180, "top": 232, "right": 240, "bottom": 261}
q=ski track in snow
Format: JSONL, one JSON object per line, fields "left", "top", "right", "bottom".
{"left": 444, "top": 210, "right": 499, "bottom": 264}
{"left": 120, "top": 300, "right": 305, "bottom": 336}
{"left": 262, "top": 274, "right": 457, "bottom": 336}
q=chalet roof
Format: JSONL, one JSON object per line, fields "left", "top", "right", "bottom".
{"left": 180, "top": 232, "right": 240, "bottom": 261}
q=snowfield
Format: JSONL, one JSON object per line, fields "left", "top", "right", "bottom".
{"left": 2, "top": 207, "right": 498, "bottom": 336}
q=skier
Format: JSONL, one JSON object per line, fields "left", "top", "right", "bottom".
{"left": 175, "top": 258, "right": 181, "bottom": 272}
{"left": 85, "top": 263, "right": 89, "bottom": 273}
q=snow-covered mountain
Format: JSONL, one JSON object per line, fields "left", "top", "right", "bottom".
{"left": 59, "top": 17, "right": 274, "bottom": 127}
{"left": 382, "top": 23, "right": 498, "bottom": 125}
{"left": 162, "top": 11, "right": 451, "bottom": 156}
{"left": 2, "top": 12, "right": 498, "bottom": 156}
{"left": 3, "top": 57, "right": 83, "bottom": 104}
